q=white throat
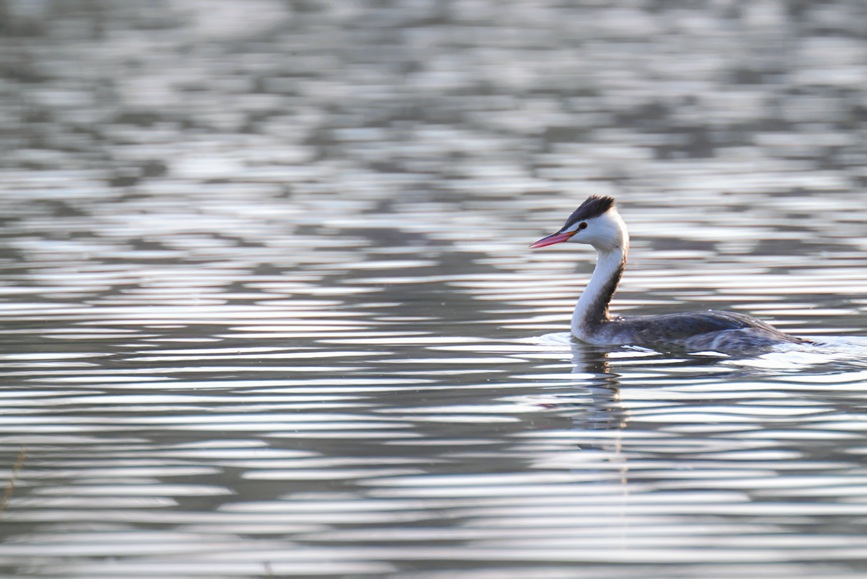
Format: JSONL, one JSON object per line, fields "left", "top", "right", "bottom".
{"left": 571, "top": 246, "right": 626, "bottom": 340}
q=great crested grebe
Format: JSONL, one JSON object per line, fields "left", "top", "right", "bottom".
{"left": 531, "top": 195, "right": 808, "bottom": 355}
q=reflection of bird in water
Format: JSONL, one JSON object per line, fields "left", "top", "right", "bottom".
{"left": 568, "top": 344, "right": 627, "bottom": 432}
{"left": 532, "top": 196, "right": 809, "bottom": 356}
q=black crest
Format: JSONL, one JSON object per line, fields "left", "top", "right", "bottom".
{"left": 560, "top": 195, "right": 615, "bottom": 231}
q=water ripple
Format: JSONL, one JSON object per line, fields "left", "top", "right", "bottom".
{"left": 2, "top": 1, "right": 867, "bottom": 577}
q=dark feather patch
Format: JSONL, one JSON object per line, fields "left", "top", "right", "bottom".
{"left": 560, "top": 195, "right": 615, "bottom": 232}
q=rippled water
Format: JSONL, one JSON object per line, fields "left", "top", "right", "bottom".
{"left": 2, "top": 1, "right": 867, "bottom": 577}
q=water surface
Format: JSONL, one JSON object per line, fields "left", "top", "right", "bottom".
{"left": 1, "top": 1, "right": 867, "bottom": 577}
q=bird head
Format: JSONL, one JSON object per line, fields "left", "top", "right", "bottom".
{"left": 530, "top": 195, "right": 626, "bottom": 253}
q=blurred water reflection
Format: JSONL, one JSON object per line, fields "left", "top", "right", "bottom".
{"left": 1, "top": 0, "right": 867, "bottom": 577}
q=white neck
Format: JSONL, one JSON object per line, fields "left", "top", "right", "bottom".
{"left": 571, "top": 245, "right": 627, "bottom": 339}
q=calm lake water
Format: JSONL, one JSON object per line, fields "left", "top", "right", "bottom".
{"left": 2, "top": 1, "right": 867, "bottom": 577}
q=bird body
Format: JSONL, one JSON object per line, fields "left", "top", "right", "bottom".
{"left": 531, "top": 196, "right": 807, "bottom": 355}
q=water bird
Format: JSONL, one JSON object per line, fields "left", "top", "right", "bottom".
{"left": 531, "top": 195, "right": 808, "bottom": 355}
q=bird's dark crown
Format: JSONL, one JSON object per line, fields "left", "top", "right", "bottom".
{"left": 560, "top": 195, "right": 615, "bottom": 231}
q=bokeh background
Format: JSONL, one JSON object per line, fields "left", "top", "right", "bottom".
{"left": 2, "top": 1, "right": 867, "bottom": 577}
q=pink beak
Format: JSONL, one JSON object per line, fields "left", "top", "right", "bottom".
{"left": 530, "top": 231, "right": 574, "bottom": 249}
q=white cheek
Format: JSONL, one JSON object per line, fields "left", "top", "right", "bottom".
{"left": 568, "top": 230, "right": 589, "bottom": 243}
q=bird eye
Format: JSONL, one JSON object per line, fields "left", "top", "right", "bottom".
{"left": 577, "top": 222, "right": 587, "bottom": 230}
